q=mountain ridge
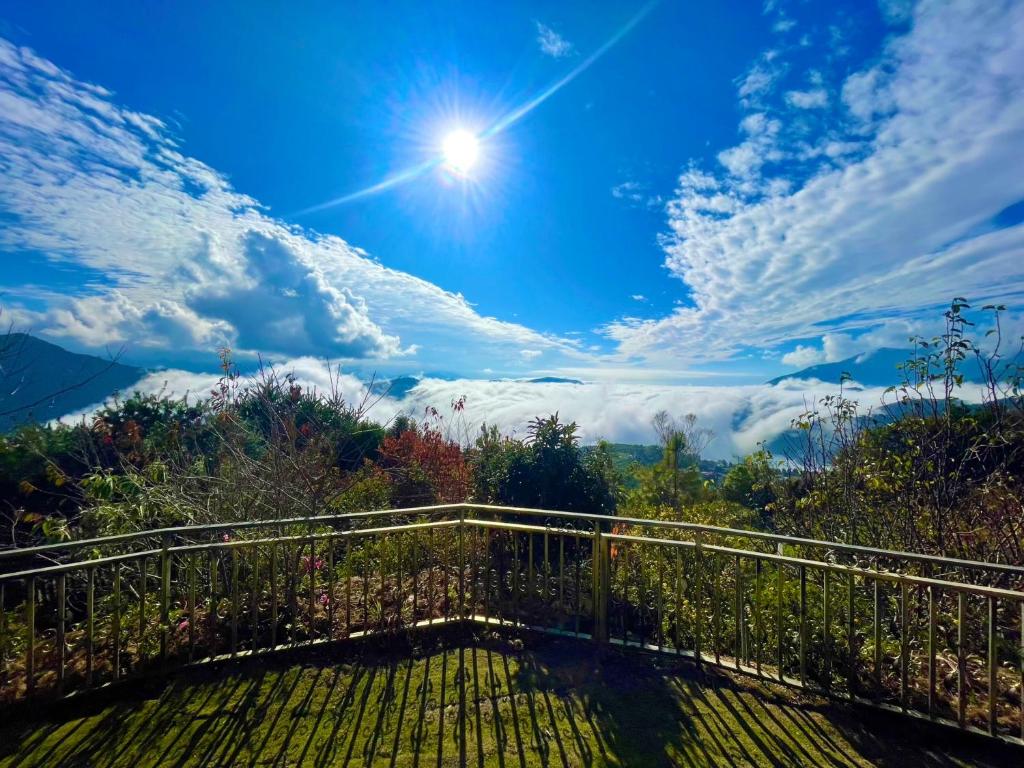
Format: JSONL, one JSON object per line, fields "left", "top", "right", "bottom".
{"left": 0, "top": 333, "right": 144, "bottom": 432}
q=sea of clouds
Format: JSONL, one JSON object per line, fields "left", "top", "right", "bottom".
{"left": 58, "top": 362, "right": 991, "bottom": 461}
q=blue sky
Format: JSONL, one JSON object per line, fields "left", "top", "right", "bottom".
{"left": 1, "top": 0, "right": 1022, "bottom": 390}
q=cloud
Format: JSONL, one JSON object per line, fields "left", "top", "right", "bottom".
{"left": 735, "top": 51, "right": 787, "bottom": 107}
{"left": 780, "top": 344, "right": 823, "bottom": 368}
{"left": 384, "top": 375, "right": 992, "bottom": 459}
{"left": 784, "top": 88, "right": 828, "bottom": 109}
{"left": 519, "top": 349, "right": 542, "bottom": 361}
{"left": 611, "top": 180, "right": 662, "bottom": 209}
{"left": 878, "top": 0, "right": 913, "bottom": 25}
{"left": 57, "top": 364, "right": 896, "bottom": 459}
{"left": 57, "top": 358, "right": 375, "bottom": 425}
{"left": 186, "top": 232, "right": 402, "bottom": 358}
{"left": 0, "top": 37, "right": 585, "bottom": 371}
{"left": 716, "top": 112, "right": 783, "bottom": 180}
{"left": 56, "top": 356, "right": 996, "bottom": 462}
{"left": 631, "top": 294, "right": 647, "bottom": 302}
{"left": 605, "top": 1, "right": 1024, "bottom": 365}
{"left": 535, "top": 22, "right": 575, "bottom": 59}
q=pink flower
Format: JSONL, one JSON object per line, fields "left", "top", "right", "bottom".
{"left": 222, "top": 533, "right": 230, "bottom": 542}
{"left": 177, "top": 619, "right": 189, "bottom": 632}
{"left": 301, "top": 555, "right": 325, "bottom": 573}
{"left": 318, "top": 593, "right": 330, "bottom": 606}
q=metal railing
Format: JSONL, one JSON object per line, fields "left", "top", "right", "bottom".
{"left": 1, "top": 503, "right": 1022, "bottom": 746}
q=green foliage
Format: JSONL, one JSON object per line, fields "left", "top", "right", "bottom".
{"left": 720, "top": 450, "right": 777, "bottom": 520}
{"left": 753, "top": 300, "right": 1024, "bottom": 562}
{"left": 470, "top": 414, "right": 619, "bottom": 514}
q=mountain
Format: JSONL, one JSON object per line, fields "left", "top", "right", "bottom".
{"left": 0, "top": 334, "right": 144, "bottom": 433}
{"left": 769, "top": 346, "right": 1024, "bottom": 388}
{"left": 369, "top": 375, "right": 421, "bottom": 399}
{"left": 524, "top": 377, "right": 583, "bottom": 385}
{"left": 767, "top": 348, "right": 911, "bottom": 387}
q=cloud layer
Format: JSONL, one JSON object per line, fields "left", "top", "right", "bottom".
{"left": 66, "top": 363, "right": 983, "bottom": 461}
{"left": 605, "top": 0, "right": 1024, "bottom": 363}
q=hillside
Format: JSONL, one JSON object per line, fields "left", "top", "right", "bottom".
{"left": 0, "top": 333, "right": 143, "bottom": 432}
{"left": 768, "top": 346, "right": 1024, "bottom": 387}
{"left": 767, "top": 348, "right": 911, "bottom": 387}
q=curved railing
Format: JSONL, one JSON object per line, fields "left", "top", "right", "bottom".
{"left": 1, "top": 503, "right": 1023, "bottom": 747}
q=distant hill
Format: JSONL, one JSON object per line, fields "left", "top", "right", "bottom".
{"left": 0, "top": 333, "right": 143, "bottom": 433}
{"left": 767, "top": 348, "right": 911, "bottom": 387}
{"left": 369, "top": 375, "right": 421, "bottom": 399}
{"left": 524, "top": 377, "right": 583, "bottom": 385}
{"left": 769, "top": 346, "right": 1024, "bottom": 387}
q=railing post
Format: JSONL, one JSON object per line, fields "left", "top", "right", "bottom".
{"left": 777, "top": 543, "right": 785, "bottom": 681}
{"left": 25, "top": 576, "right": 35, "bottom": 695}
{"left": 56, "top": 573, "right": 66, "bottom": 694}
{"left": 160, "top": 533, "right": 171, "bottom": 662}
{"left": 694, "top": 533, "right": 703, "bottom": 668}
{"left": 458, "top": 506, "right": 466, "bottom": 621}
{"left": 593, "top": 521, "right": 609, "bottom": 645}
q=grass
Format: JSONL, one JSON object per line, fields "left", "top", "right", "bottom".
{"left": 1, "top": 629, "right": 1021, "bottom": 767}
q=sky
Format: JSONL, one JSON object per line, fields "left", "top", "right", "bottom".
{"left": 1, "top": 0, "right": 1023, "bottom": 451}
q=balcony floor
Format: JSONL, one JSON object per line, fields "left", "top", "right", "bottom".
{"left": 0, "top": 631, "right": 1019, "bottom": 767}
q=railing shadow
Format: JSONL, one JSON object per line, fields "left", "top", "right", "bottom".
{"left": 1, "top": 630, "right": 1022, "bottom": 767}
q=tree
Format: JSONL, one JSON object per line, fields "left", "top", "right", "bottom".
{"left": 378, "top": 421, "right": 470, "bottom": 507}
{"left": 469, "top": 414, "right": 618, "bottom": 515}
{"left": 647, "top": 410, "right": 713, "bottom": 505}
{"left": 720, "top": 450, "right": 778, "bottom": 522}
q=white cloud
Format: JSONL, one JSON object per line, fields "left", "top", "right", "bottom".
{"left": 784, "top": 88, "right": 829, "bottom": 109}
{"left": 736, "top": 51, "right": 787, "bottom": 107}
{"left": 519, "top": 349, "right": 542, "bottom": 361}
{"left": 57, "top": 359, "right": 374, "bottom": 425}
{"left": 56, "top": 359, "right": 995, "bottom": 461}
{"left": 605, "top": 0, "right": 1024, "bottom": 365}
{"left": 631, "top": 294, "right": 647, "bottom": 302}
{"left": 384, "top": 375, "right": 992, "bottom": 458}
{"left": 611, "top": 181, "right": 662, "bottom": 209}
{"left": 0, "top": 38, "right": 585, "bottom": 372}
{"left": 535, "top": 22, "right": 574, "bottom": 59}
{"left": 781, "top": 344, "right": 823, "bottom": 367}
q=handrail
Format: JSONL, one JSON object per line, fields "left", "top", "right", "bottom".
{"left": 3, "top": 502, "right": 1022, "bottom": 580}
{"left": 0, "top": 519, "right": 464, "bottom": 583}
{"left": 1, "top": 503, "right": 1023, "bottom": 745}
{"left": 467, "top": 504, "right": 1024, "bottom": 577}
{"left": 0, "top": 503, "right": 463, "bottom": 562}
{"left": 604, "top": 532, "right": 1024, "bottom": 602}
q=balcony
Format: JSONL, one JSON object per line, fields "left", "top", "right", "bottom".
{"left": 1, "top": 504, "right": 1023, "bottom": 765}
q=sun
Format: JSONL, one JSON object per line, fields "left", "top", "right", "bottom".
{"left": 441, "top": 129, "right": 480, "bottom": 175}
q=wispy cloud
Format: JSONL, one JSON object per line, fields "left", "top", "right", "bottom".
{"left": 535, "top": 22, "right": 575, "bottom": 59}
{"left": 605, "top": 1, "right": 1024, "bottom": 365}
{"left": 611, "top": 180, "right": 663, "bottom": 209}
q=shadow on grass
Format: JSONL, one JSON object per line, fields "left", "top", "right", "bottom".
{"left": 1, "top": 629, "right": 1021, "bottom": 767}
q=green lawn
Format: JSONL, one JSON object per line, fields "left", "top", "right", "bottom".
{"left": 1, "top": 631, "right": 1020, "bottom": 767}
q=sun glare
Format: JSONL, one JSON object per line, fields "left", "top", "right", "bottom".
{"left": 441, "top": 129, "right": 480, "bottom": 175}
